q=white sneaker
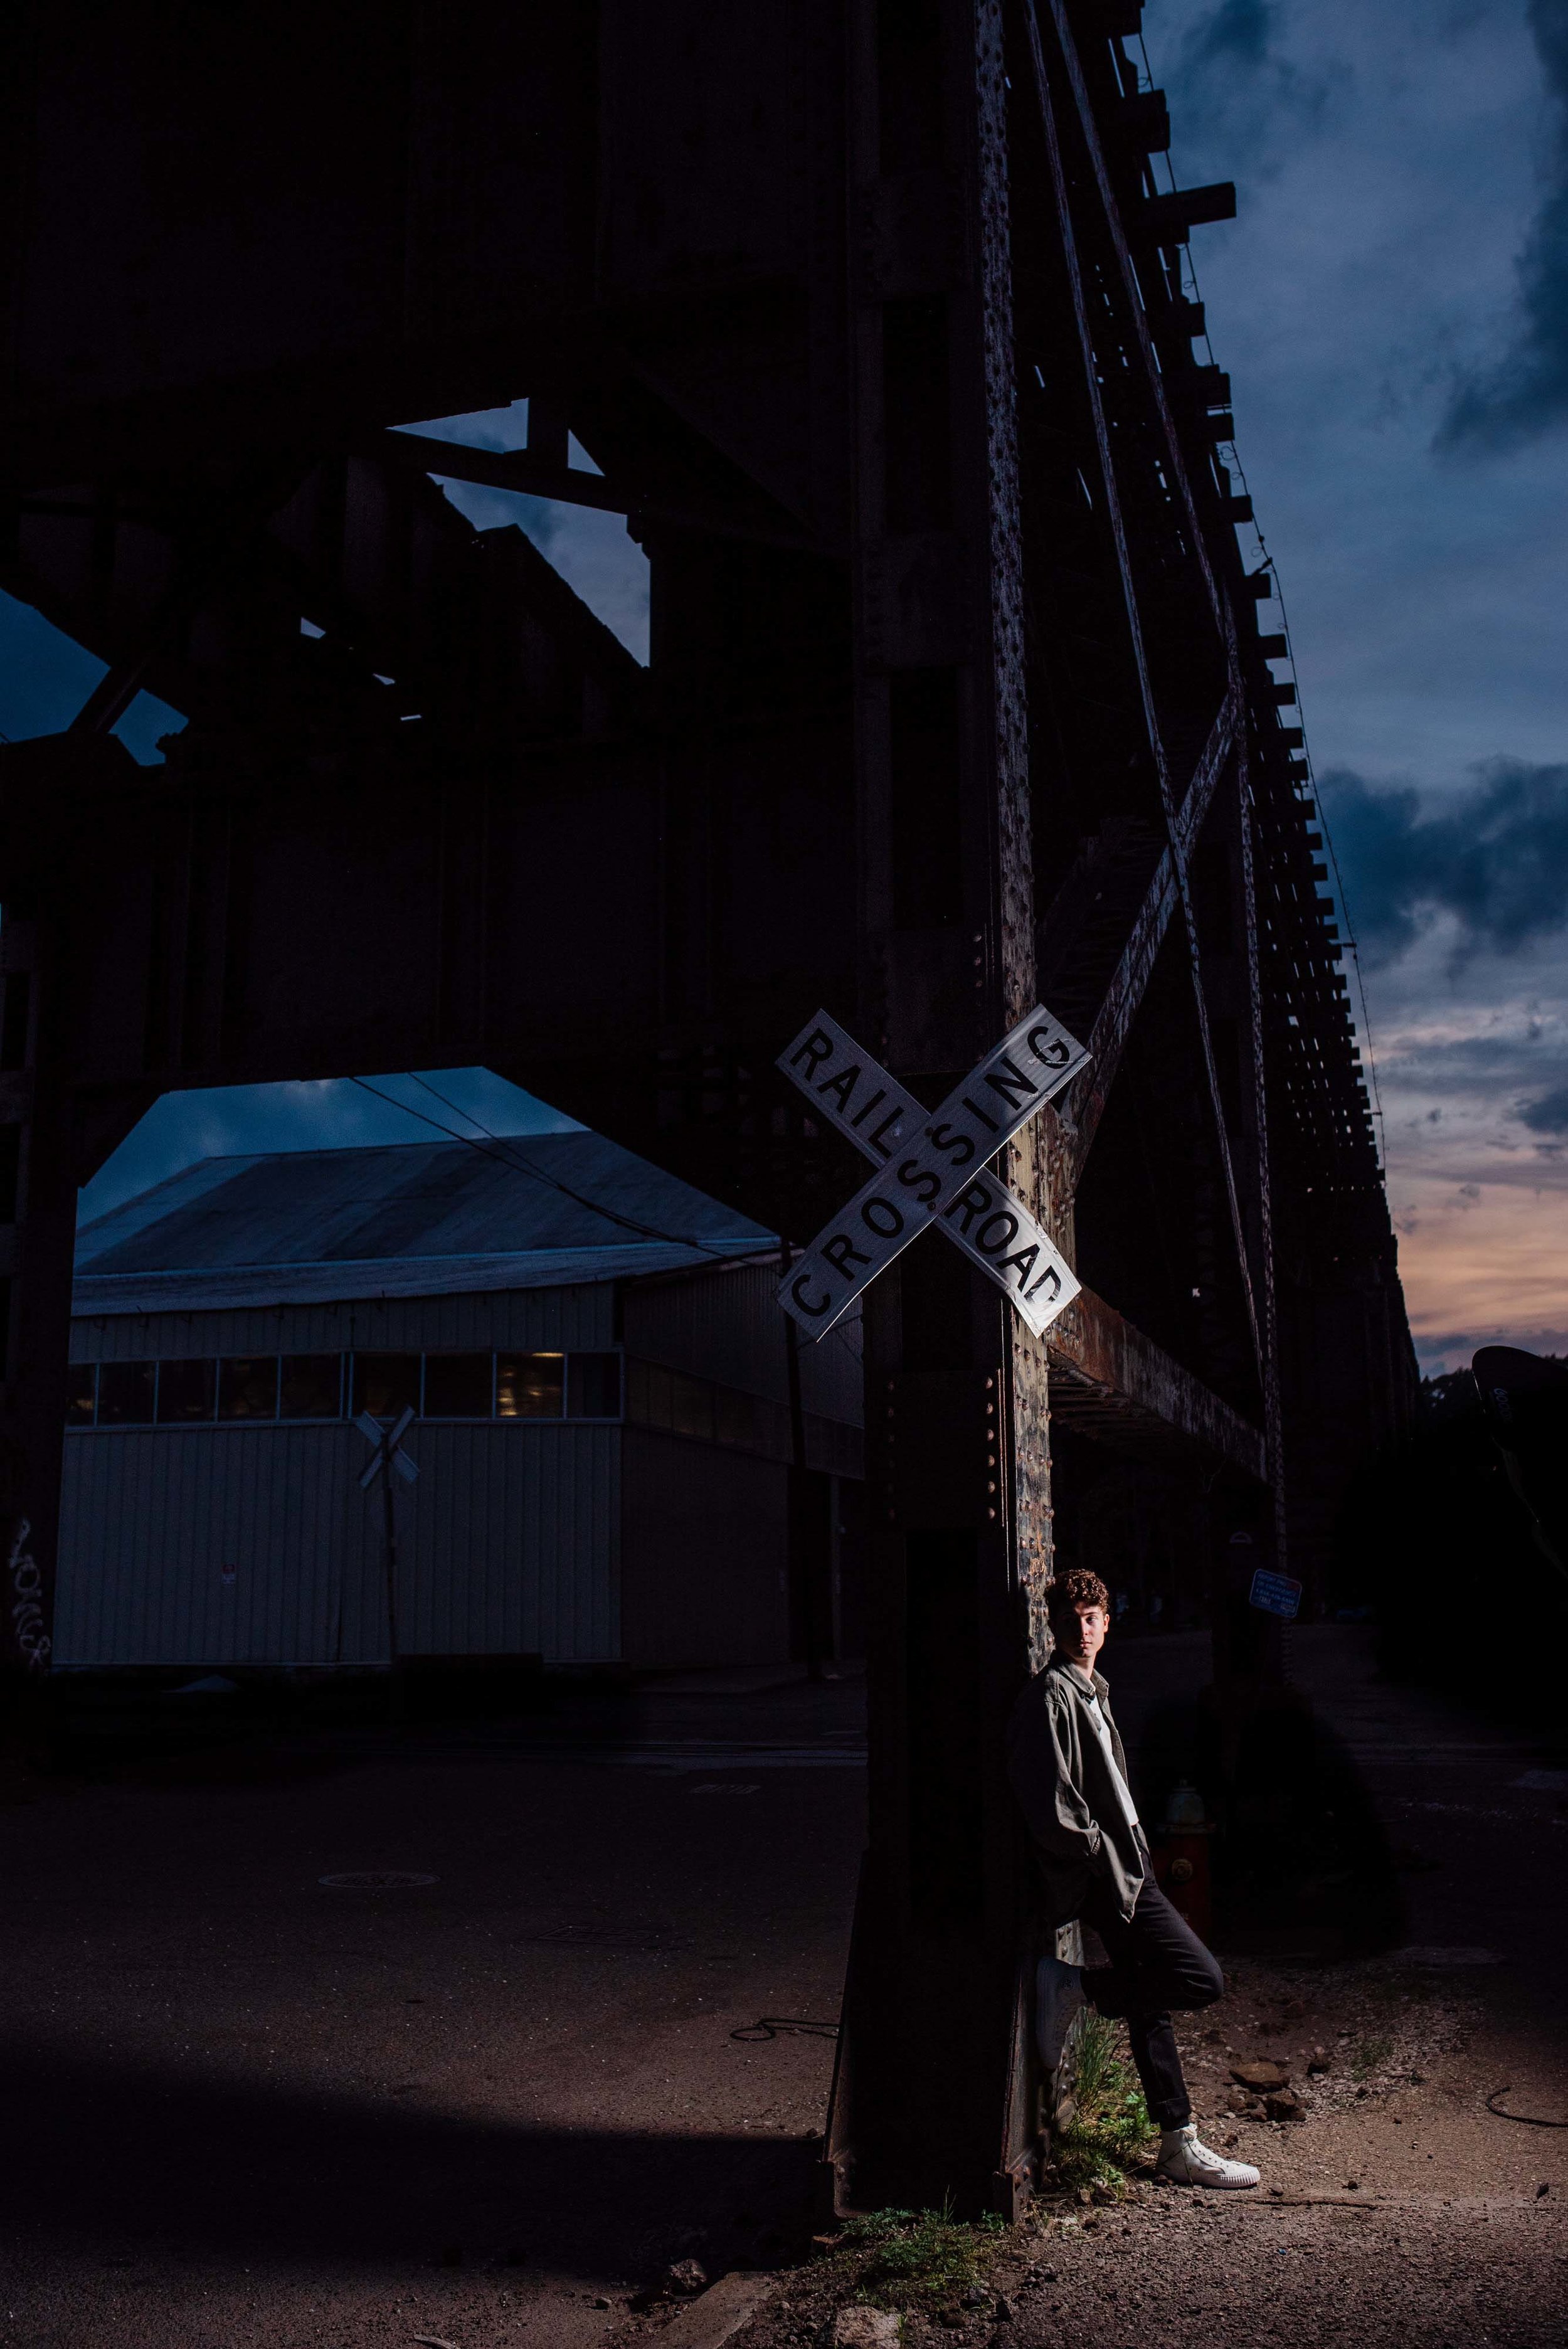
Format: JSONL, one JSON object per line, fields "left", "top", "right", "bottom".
{"left": 1155, "top": 2124, "right": 1261, "bottom": 2190}
{"left": 1034, "top": 1954, "right": 1086, "bottom": 2073}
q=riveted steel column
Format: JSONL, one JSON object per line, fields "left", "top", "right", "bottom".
{"left": 824, "top": 0, "right": 1053, "bottom": 2217}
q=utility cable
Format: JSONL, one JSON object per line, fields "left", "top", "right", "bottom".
{"left": 1486, "top": 2087, "right": 1568, "bottom": 2129}
{"left": 729, "top": 2017, "right": 839, "bottom": 2044}
{"left": 346, "top": 1073, "right": 759, "bottom": 1265}
{"left": 399, "top": 1075, "right": 874, "bottom": 1389}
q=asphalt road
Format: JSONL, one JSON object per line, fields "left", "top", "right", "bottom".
{"left": 0, "top": 1672, "right": 865, "bottom": 2349}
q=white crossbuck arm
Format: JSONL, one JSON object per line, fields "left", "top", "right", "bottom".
{"left": 356, "top": 1406, "right": 420, "bottom": 1488}
{"left": 776, "top": 1008, "right": 1088, "bottom": 1339}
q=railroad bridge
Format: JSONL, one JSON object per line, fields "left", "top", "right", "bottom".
{"left": 0, "top": 0, "right": 1415, "bottom": 2209}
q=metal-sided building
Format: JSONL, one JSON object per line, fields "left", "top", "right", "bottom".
{"left": 55, "top": 1132, "right": 864, "bottom": 1673}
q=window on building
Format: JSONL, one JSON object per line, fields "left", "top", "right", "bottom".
{"left": 567, "top": 1352, "right": 622, "bottom": 1419}
{"left": 156, "top": 1359, "right": 216, "bottom": 1423}
{"left": 279, "top": 1355, "right": 342, "bottom": 1419}
{"left": 97, "top": 1362, "right": 156, "bottom": 1424}
{"left": 73, "top": 1345, "right": 634, "bottom": 1428}
{"left": 625, "top": 1357, "right": 790, "bottom": 1458}
{"left": 714, "top": 1385, "right": 760, "bottom": 1448}
{"left": 352, "top": 1352, "right": 421, "bottom": 1421}
{"left": 219, "top": 1357, "right": 280, "bottom": 1419}
{"left": 668, "top": 1368, "right": 714, "bottom": 1443}
{"left": 628, "top": 1359, "right": 713, "bottom": 1442}
{"left": 496, "top": 1352, "right": 564, "bottom": 1418}
{"left": 423, "top": 1352, "right": 494, "bottom": 1417}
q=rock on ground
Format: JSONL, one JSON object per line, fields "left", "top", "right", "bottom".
{"left": 825, "top": 2311, "right": 899, "bottom": 2347}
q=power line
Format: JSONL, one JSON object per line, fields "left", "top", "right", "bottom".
{"left": 347, "top": 1073, "right": 764, "bottom": 1265}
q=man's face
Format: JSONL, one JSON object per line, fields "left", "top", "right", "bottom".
{"left": 1059, "top": 1602, "right": 1108, "bottom": 1667}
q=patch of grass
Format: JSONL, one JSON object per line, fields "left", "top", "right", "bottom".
{"left": 1352, "top": 2034, "right": 1394, "bottom": 2079}
{"left": 839, "top": 2203, "right": 1005, "bottom": 2313}
{"left": 1049, "top": 2012, "right": 1155, "bottom": 2193}
{"left": 1369, "top": 1971, "right": 1433, "bottom": 2005}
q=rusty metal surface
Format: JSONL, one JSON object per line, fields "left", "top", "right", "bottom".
{"left": 1047, "top": 1284, "right": 1267, "bottom": 1482}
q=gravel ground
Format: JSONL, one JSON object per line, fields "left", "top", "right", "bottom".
{"left": 605, "top": 1936, "right": 1567, "bottom": 2349}
{"left": 3, "top": 1633, "right": 1562, "bottom": 2349}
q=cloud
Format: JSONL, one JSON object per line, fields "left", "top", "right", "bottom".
{"left": 1439, "top": 0, "right": 1568, "bottom": 448}
{"left": 1162, "top": 0, "right": 1341, "bottom": 146}
{"left": 1180, "top": 0, "right": 1276, "bottom": 72}
{"left": 1521, "top": 1080, "right": 1568, "bottom": 1130}
{"left": 1320, "top": 757, "right": 1568, "bottom": 962}
{"left": 396, "top": 404, "right": 649, "bottom": 661}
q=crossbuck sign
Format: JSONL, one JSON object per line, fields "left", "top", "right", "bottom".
{"left": 776, "top": 1005, "right": 1091, "bottom": 1339}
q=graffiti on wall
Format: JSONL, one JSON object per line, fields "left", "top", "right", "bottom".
{"left": 8, "top": 1517, "right": 51, "bottom": 1670}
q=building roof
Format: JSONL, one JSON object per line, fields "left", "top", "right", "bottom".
{"left": 73, "top": 1134, "right": 777, "bottom": 1317}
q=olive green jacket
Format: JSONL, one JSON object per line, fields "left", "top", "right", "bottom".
{"left": 1006, "top": 1656, "right": 1148, "bottom": 1927}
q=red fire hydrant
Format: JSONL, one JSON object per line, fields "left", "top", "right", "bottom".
{"left": 1152, "top": 1779, "right": 1215, "bottom": 1943}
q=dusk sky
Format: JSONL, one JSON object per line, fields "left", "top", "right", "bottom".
{"left": 1143, "top": 0, "right": 1568, "bottom": 1371}
{"left": 3, "top": 1, "right": 1565, "bottom": 1374}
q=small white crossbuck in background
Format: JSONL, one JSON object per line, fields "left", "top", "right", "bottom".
{"left": 776, "top": 1006, "right": 1090, "bottom": 1339}
{"left": 356, "top": 1405, "right": 420, "bottom": 1493}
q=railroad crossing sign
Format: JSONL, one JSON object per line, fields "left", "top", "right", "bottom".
{"left": 356, "top": 1406, "right": 419, "bottom": 1699}
{"left": 355, "top": 1405, "right": 420, "bottom": 1493}
{"left": 776, "top": 1005, "right": 1090, "bottom": 1339}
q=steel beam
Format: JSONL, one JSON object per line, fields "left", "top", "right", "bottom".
{"left": 1061, "top": 686, "right": 1237, "bottom": 1182}
{"left": 374, "top": 430, "right": 820, "bottom": 551}
{"left": 1047, "top": 1283, "right": 1265, "bottom": 1481}
{"left": 1020, "top": 0, "right": 1262, "bottom": 1397}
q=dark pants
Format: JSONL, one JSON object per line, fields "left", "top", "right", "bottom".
{"left": 1079, "top": 1877, "right": 1225, "bottom": 2130}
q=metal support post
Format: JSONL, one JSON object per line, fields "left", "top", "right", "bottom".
{"left": 822, "top": 0, "right": 1054, "bottom": 2218}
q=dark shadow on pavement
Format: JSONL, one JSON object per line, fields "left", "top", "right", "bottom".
{"left": 0, "top": 2041, "right": 818, "bottom": 2282}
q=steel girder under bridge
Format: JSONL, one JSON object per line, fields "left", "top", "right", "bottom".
{"left": 0, "top": 0, "right": 1415, "bottom": 2208}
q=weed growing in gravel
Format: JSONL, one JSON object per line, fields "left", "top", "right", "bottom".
{"left": 838, "top": 2203, "right": 1006, "bottom": 2313}
{"left": 1368, "top": 1971, "right": 1434, "bottom": 2007}
{"left": 1050, "top": 2013, "right": 1155, "bottom": 2192}
{"left": 1352, "top": 2034, "right": 1394, "bottom": 2079}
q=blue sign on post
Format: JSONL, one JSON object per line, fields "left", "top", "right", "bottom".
{"left": 1249, "top": 1567, "right": 1303, "bottom": 1620}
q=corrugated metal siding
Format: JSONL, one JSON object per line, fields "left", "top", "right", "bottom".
{"left": 623, "top": 1263, "right": 790, "bottom": 1401}
{"left": 798, "top": 1313, "right": 864, "bottom": 1428}
{"left": 399, "top": 1424, "right": 618, "bottom": 1661}
{"left": 56, "top": 1426, "right": 361, "bottom": 1667}
{"left": 70, "top": 1284, "right": 615, "bottom": 1362}
{"left": 803, "top": 1413, "right": 864, "bottom": 1479}
{"left": 620, "top": 1428, "right": 789, "bottom": 1669}
{"left": 623, "top": 1261, "right": 864, "bottom": 1431}
{"left": 55, "top": 1423, "right": 618, "bottom": 1667}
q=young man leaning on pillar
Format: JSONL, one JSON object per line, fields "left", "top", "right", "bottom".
{"left": 1007, "top": 1567, "right": 1261, "bottom": 2190}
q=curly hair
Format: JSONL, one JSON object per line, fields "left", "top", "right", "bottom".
{"left": 1044, "top": 1568, "right": 1110, "bottom": 1635}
